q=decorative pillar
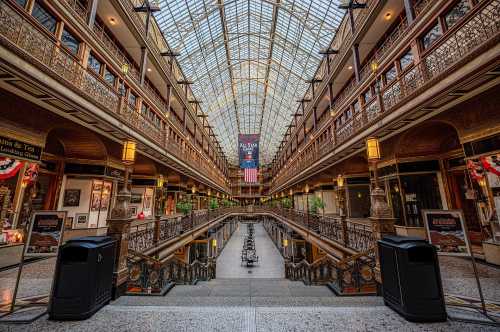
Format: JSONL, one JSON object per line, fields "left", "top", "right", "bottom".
{"left": 366, "top": 137, "right": 395, "bottom": 284}
{"left": 107, "top": 141, "right": 136, "bottom": 299}
{"left": 403, "top": 0, "right": 415, "bottom": 24}
{"left": 352, "top": 44, "right": 361, "bottom": 83}
{"left": 87, "top": 0, "right": 99, "bottom": 27}
{"left": 139, "top": 47, "right": 148, "bottom": 86}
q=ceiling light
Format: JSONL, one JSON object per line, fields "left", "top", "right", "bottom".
{"left": 109, "top": 17, "right": 117, "bottom": 25}
{"left": 147, "top": 68, "right": 152, "bottom": 72}
{"left": 348, "top": 65, "right": 353, "bottom": 70}
{"left": 384, "top": 12, "right": 392, "bottom": 20}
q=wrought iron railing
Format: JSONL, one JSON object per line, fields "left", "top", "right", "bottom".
{"left": 126, "top": 250, "right": 215, "bottom": 295}
{"left": 0, "top": 1, "right": 229, "bottom": 190}
{"left": 267, "top": 208, "right": 375, "bottom": 253}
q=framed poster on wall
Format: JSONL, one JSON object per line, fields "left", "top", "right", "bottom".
{"left": 24, "top": 211, "right": 66, "bottom": 257}
{"left": 73, "top": 213, "right": 89, "bottom": 229}
{"left": 422, "top": 209, "right": 471, "bottom": 256}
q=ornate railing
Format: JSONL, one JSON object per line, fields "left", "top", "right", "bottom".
{"left": 128, "top": 208, "right": 244, "bottom": 253}
{"left": 126, "top": 250, "right": 215, "bottom": 295}
{"left": 284, "top": 249, "right": 377, "bottom": 295}
{"left": 0, "top": 1, "right": 229, "bottom": 190}
{"left": 272, "top": 0, "right": 500, "bottom": 189}
{"left": 328, "top": 248, "right": 377, "bottom": 296}
{"left": 268, "top": 208, "right": 375, "bottom": 253}
{"left": 285, "top": 256, "right": 333, "bottom": 285}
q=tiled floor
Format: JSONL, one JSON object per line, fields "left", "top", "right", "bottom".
{"left": 216, "top": 222, "right": 285, "bottom": 278}
{"left": 1, "top": 223, "right": 500, "bottom": 331}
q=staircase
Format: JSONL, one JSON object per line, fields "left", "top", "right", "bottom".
{"left": 113, "top": 278, "right": 383, "bottom": 307}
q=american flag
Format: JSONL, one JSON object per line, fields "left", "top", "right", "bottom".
{"left": 244, "top": 168, "right": 258, "bottom": 183}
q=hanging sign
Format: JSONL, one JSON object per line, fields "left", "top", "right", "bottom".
{"left": 422, "top": 209, "right": 471, "bottom": 256}
{"left": 24, "top": 211, "right": 66, "bottom": 257}
{"left": 0, "top": 135, "right": 42, "bottom": 162}
{"left": 239, "top": 134, "right": 259, "bottom": 169}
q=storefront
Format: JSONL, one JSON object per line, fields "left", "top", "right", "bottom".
{"left": 0, "top": 132, "right": 44, "bottom": 268}
{"left": 461, "top": 133, "right": 500, "bottom": 264}
{"left": 376, "top": 160, "right": 447, "bottom": 232}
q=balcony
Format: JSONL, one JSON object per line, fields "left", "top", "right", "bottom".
{"left": 272, "top": 0, "right": 500, "bottom": 190}
{"left": 0, "top": 0, "right": 229, "bottom": 191}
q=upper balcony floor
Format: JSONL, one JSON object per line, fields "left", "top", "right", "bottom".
{"left": 269, "top": 0, "right": 500, "bottom": 191}
{"left": 0, "top": 0, "right": 231, "bottom": 191}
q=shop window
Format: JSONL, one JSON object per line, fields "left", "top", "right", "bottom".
{"left": 421, "top": 22, "right": 443, "bottom": 50}
{"left": 61, "top": 28, "right": 80, "bottom": 56}
{"left": 15, "top": 0, "right": 27, "bottom": 8}
{"left": 445, "top": 0, "right": 471, "bottom": 28}
{"left": 104, "top": 67, "right": 116, "bottom": 86}
{"left": 385, "top": 65, "right": 397, "bottom": 84}
{"left": 32, "top": 2, "right": 57, "bottom": 34}
{"left": 87, "top": 53, "right": 102, "bottom": 74}
{"left": 128, "top": 92, "right": 137, "bottom": 108}
{"left": 399, "top": 49, "right": 413, "bottom": 71}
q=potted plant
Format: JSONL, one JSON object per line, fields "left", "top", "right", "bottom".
{"left": 281, "top": 197, "right": 292, "bottom": 209}
{"left": 176, "top": 200, "right": 192, "bottom": 216}
{"left": 209, "top": 198, "right": 219, "bottom": 210}
{"left": 309, "top": 196, "right": 325, "bottom": 215}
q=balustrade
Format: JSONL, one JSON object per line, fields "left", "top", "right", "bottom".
{"left": 273, "top": 0, "right": 499, "bottom": 189}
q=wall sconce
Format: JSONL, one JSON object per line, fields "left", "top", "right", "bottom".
{"left": 289, "top": 189, "right": 293, "bottom": 196}
{"left": 304, "top": 184, "right": 310, "bottom": 193}
{"left": 337, "top": 174, "right": 345, "bottom": 188}
{"left": 366, "top": 137, "right": 381, "bottom": 161}
{"left": 357, "top": 192, "right": 362, "bottom": 199}
{"left": 283, "top": 239, "right": 289, "bottom": 247}
{"left": 156, "top": 174, "right": 164, "bottom": 188}
{"left": 121, "top": 63, "right": 129, "bottom": 76}
{"left": 191, "top": 185, "right": 196, "bottom": 194}
{"left": 122, "top": 140, "right": 136, "bottom": 164}
{"left": 370, "top": 61, "right": 379, "bottom": 74}
{"left": 212, "top": 239, "right": 217, "bottom": 247}
{"left": 207, "top": 188, "right": 211, "bottom": 196}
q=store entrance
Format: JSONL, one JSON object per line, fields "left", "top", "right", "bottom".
{"left": 449, "top": 171, "right": 481, "bottom": 232}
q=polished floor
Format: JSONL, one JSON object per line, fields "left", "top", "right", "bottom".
{"left": 216, "top": 223, "right": 285, "bottom": 278}
{"left": 1, "top": 222, "right": 499, "bottom": 330}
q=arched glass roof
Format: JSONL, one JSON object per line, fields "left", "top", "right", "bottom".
{"left": 155, "top": 0, "right": 345, "bottom": 165}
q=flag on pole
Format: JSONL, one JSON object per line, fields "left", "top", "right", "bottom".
{"left": 244, "top": 168, "right": 257, "bottom": 183}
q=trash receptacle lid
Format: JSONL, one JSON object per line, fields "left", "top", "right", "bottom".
{"left": 66, "top": 236, "right": 114, "bottom": 244}
{"left": 381, "top": 235, "right": 426, "bottom": 244}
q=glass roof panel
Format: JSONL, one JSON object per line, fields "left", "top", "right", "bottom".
{"left": 155, "top": 0, "right": 345, "bottom": 165}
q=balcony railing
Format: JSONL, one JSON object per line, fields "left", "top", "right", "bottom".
{"left": 272, "top": 0, "right": 500, "bottom": 189}
{"left": 0, "top": 1, "right": 228, "bottom": 190}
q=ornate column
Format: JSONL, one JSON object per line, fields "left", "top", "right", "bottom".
{"left": 107, "top": 141, "right": 135, "bottom": 299}
{"left": 366, "top": 138, "right": 395, "bottom": 284}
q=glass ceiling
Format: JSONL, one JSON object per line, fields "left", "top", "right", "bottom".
{"left": 155, "top": 0, "right": 345, "bottom": 165}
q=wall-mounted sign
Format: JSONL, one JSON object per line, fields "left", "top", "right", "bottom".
{"left": 0, "top": 135, "right": 42, "bottom": 162}
{"left": 422, "top": 209, "right": 471, "bottom": 256}
{"left": 25, "top": 211, "right": 66, "bottom": 257}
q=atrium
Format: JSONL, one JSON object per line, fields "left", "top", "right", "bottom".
{"left": 0, "top": 0, "right": 499, "bottom": 330}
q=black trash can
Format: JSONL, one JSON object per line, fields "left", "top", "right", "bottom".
{"left": 49, "top": 236, "right": 116, "bottom": 320}
{"left": 378, "top": 235, "right": 446, "bottom": 322}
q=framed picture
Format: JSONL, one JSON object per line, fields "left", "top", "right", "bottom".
{"left": 25, "top": 211, "right": 66, "bottom": 257}
{"left": 90, "top": 192, "right": 101, "bottom": 211}
{"left": 422, "top": 209, "right": 471, "bottom": 256}
{"left": 129, "top": 206, "right": 137, "bottom": 216}
{"left": 65, "top": 217, "right": 73, "bottom": 229}
{"left": 73, "top": 213, "right": 89, "bottom": 229}
{"left": 63, "top": 189, "right": 81, "bottom": 207}
{"left": 130, "top": 193, "right": 142, "bottom": 204}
